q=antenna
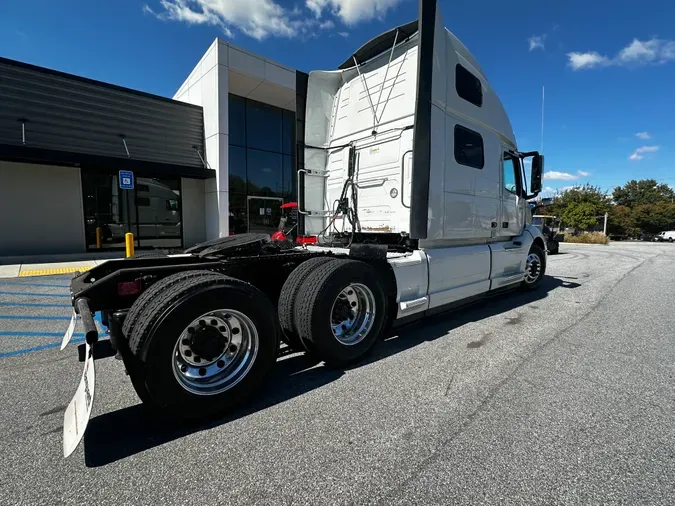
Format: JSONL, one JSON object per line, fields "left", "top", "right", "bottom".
{"left": 540, "top": 85, "right": 545, "bottom": 154}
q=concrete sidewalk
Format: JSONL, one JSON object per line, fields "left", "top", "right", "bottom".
{"left": 0, "top": 251, "right": 190, "bottom": 278}
{"left": 0, "top": 259, "right": 112, "bottom": 278}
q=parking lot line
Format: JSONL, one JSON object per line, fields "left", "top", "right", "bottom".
{"left": 0, "top": 291, "right": 71, "bottom": 298}
{"left": 0, "top": 315, "right": 72, "bottom": 320}
{"left": 0, "top": 301, "right": 71, "bottom": 308}
{"left": 0, "top": 336, "right": 86, "bottom": 358}
{"left": 0, "top": 280, "right": 70, "bottom": 288}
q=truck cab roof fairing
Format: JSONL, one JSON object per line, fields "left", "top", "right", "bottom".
{"left": 337, "top": 20, "right": 419, "bottom": 70}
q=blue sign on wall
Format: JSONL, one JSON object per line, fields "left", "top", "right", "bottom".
{"left": 119, "top": 170, "right": 134, "bottom": 190}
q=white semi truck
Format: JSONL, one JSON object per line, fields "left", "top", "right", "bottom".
{"left": 61, "top": 0, "right": 547, "bottom": 458}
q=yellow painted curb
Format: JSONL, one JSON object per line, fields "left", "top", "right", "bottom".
{"left": 19, "top": 266, "right": 93, "bottom": 277}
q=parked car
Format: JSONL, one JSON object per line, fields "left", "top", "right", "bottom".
{"left": 654, "top": 231, "right": 675, "bottom": 242}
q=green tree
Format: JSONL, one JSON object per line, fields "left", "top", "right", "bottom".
{"left": 612, "top": 179, "right": 675, "bottom": 207}
{"left": 632, "top": 204, "right": 675, "bottom": 234}
{"left": 548, "top": 184, "right": 612, "bottom": 231}
{"left": 608, "top": 205, "right": 637, "bottom": 237}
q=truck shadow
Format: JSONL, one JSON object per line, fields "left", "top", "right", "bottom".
{"left": 83, "top": 275, "right": 579, "bottom": 467}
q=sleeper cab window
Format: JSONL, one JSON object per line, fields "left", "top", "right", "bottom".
{"left": 503, "top": 152, "right": 518, "bottom": 194}
{"left": 454, "top": 125, "right": 484, "bottom": 169}
{"left": 455, "top": 64, "right": 483, "bottom": 107}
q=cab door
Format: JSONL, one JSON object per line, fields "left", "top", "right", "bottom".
{"left": 498, "top": 150, "right": 524, "bottom": 238}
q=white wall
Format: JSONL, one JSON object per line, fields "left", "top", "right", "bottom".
{"left": 180, "top": 177, "right": 206, "bottom": 248}
{"left": 0, "top": 161, "right": 86, "bottom": 256}
{"left": 173, "top": 39, "right": 296, "bottom": 239}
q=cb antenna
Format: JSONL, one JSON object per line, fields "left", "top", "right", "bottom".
{"left": 540, "top": 84, "right": 545, "bottom": 154}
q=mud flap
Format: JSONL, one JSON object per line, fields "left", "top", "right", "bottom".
{"left": 60, "top": 309, "right": 78, "bottom": 350}
{"left": 63, "top": 340, "right": 95, "bottom": 458}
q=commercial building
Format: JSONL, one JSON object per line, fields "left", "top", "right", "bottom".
{"left": 0, "top": 39, "right": 306, "bottom": 257}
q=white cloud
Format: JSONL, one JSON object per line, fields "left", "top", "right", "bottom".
{"left": 143, "top": 0, "right": 399, "bottom": 40}
{"left": 338, "top": 31, "right": 349, "bottom": 37}
{"left": 528, "top": 34, "right": 546, "bottom": 51}
{"left": 567, "top": 37, "right": 675, "bottom": 70}
{"left": 306, "top": 0, "right": 404, "bottom": 25}
{"left": 629, "top": 145, "right": 660, "bottom": 161}
{"left": 635, "top": 131, "right": 651, "bottom": 140}
{"left": 544, "top": 170, "right": 591, "bottom": 181}
{"left": 544, "top": 171, "right": 578, "bottom": 181}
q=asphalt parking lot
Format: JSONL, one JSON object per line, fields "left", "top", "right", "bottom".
{"left": 1, "top": 242, "right": 675, "bottom": 505}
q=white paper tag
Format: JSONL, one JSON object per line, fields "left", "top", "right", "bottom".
{"left": 63, "top": 341, "right": 96, "bottom": 458}
{"left": 60, "top": 310, "right": 78, "bottom": 351}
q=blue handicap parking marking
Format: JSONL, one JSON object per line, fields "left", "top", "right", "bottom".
{"left": 0, "top": 276, "right": 106, "bottom": 358}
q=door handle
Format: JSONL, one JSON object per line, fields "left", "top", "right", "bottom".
{"left": 502, "top": 222, "right": 509, "bottom": 228}
{"left": 491, "top": 222, "right": 497, "bottom": 228}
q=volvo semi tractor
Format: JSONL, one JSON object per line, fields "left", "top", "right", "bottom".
{"left": 60, "top": 0, "right": 547, "bottom": 458}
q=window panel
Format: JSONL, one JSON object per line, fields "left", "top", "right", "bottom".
{"left": 503, "top": 152, "right": 518, "bottom": 194}
{"left": 282, "top": 110, "right": 295, "bottom": 155}
{"left": 229, "top": 145, "right": 247, "bottom": 194}
{"left": 229, "top": 95, "right": 247, "bottom": 147}
{"left": 282, "top": 154, "right": 296, "bottom": 199}
{"left": 247, "top": 148, "right": 283, "bottom": 197}
{"left": 454, "top": 125, "right": 484, "bottom": 169}
{"left": 228, "top": 192, "right": 247, "bottom": 234}
{"left": 246, "top": 100, "right": 282, "bottom": 153}
{"left": 455, "top": 64, "right": 483, "bottom": 107}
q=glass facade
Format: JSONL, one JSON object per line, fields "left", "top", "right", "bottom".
{"left": 82, "top": 172, "right": 183, "bottom": 251}
{"left": 228, "top": 94, "right": 296, "bottom": 235}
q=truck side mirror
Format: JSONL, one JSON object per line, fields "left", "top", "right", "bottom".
{"left": 530, "top": 154, "right": 544, "bottom": 194}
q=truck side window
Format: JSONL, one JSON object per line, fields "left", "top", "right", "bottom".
{"left": 166, "top": 199, "right": 180, "bottom": 211}
{"left": 503, "top": 152, "right": 518, "bottom": 194}
{"left": 454, "top": 125, "right": 484, "bottom": 169}
{"left": 455, "top": 64, "right": 483, "bottom": 107}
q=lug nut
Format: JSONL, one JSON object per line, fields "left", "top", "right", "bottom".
{"left": 224, "top": 313, "right": 231, "bottom": 320}
{"left": 217, "top": 360, "right": 225, "bottom": 368}
{"left": 182, "top": 338, "right": 190, "bottom": 345}
{"left": 194, "top": 356, "right": 201, "bottom": 363}
{"left": 347, "top": 290, "right": 353, "bottom": 295}
{"left": 351, "top": 301, "right": 357, "bottom": 307}
{"left": 219, "top": 326, "right": 226, "bottom": 332}
{"left": 180, "top": 364, "right": 188, "bottom": 373}
{"left": 232, "top": 327, "right": 240, "bottom": 335}
{"left": 187, "top": 327, "right": 195, "bottom": 334}
{"left": 184, "top": 350, "right": 192, "bottom": 357}
{"left": 198, "top": 368, "right": 207, "bottom": 376}
{"left": 211, "top": 319, "right": 218, "bottom": 326}
{"left": 199, "top": 320, "right": 206, "bottom": 326}
{"left": 229, "top": 344, "right": 237, "bottom": 353}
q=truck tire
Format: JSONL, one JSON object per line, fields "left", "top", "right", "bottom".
{"left": 127, "top": 274, "right": 278, "bottom": 421}
{"left": 121, "top": 270, "right": 223, "bottom": 404}
{"left": 121, "top": 270, "right": 220, "bottom": 341}
{"left": 521, "top": 243, "right": 546, "bottom": 290}
{"left": 548, "top": 240, "right": 559, "bottom": 255}
{"left": 294, "top": 259, "right": 388, "bottom": 367}
{"left": 277, "top": 256, "right": 335, "bottom": 350}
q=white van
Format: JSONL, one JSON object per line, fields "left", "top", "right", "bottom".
{"left": 655, "top": 231, "right": 675, "bottom": 242}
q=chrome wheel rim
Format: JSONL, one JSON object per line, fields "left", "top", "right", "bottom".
{"left": 524, "top": 253, "right": 542, "bottom": 284}
{"left": 172, "top": 309, "right": 258, "bottom": 395}
{"left": 330, "top": 283, "right": 376, "bottom": 346}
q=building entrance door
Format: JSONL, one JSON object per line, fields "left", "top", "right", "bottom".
{"left": 247, "top": 197, "right": 283, "bottom": 235}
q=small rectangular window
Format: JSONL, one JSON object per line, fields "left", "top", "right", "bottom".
{"left": 455, "top": 64, "right": 482, "bottom": 107}
{"left": 502, "top": 152, "right": 522, "bottom": 195}
{"left": 454, "top": 125, "right": 484, "bottom": 169}
{"left": 136, "top": 184, "right": 150, "bottom": 192}
{"left": 136, "top": 197, "right": 151, "bottom": 207}
{"left": 166, "top": 199, "right": 180, "bottom": 211}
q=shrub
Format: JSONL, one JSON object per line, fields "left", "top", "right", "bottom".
{"left": 563, "top": 232, "right": 609, "bottom": 245}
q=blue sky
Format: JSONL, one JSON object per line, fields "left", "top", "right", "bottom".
{"left": 2, "top": 0, "right": 674, "bottom": 196}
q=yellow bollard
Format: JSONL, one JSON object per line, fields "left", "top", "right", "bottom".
{"left": 95, "top": 227, "right": 103, "bottom": 249}
{"left": 125, "top": 232, "right": 135, "bottom": 258}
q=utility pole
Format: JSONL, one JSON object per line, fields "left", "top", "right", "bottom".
{"left": 603, "top": 212, "right": 608, "bottom": 235}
